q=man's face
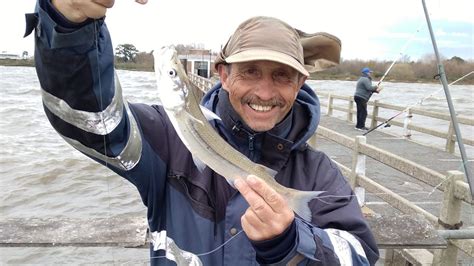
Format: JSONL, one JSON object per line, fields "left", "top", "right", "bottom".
{"left": 218, "top": 60, "right": 306, "bottom": 132}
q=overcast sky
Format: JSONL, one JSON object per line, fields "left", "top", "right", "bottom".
{"left": 2, "top": 0, "right": 473, "bottom": 61}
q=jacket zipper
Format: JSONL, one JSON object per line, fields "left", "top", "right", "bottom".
{"left": 248, "top": 134, "right": 255, "bottom": 159}
{"left": 232, "top": 122, "right": 257, "bottom": 160}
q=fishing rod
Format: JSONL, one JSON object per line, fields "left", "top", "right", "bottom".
{"left": 377, "top": 51, "right": 408, "bottom": 87}
{"left": 363, "top": 70, "right": 474, "bottom": 136}
{"left": 376, "top": 21, "right": 424, "bottom": 87}
{"left": 448, "top": 70, "right": 474, "bottom": 85}
{"left": 421, "top": 0, "right": 473, "bottom": 198}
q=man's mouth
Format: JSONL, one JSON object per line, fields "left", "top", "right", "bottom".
{"left": 248, "top": 103, "right": 273, "bottom": 112}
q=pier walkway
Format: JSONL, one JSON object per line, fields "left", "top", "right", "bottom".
{"left": 316, "top": 114, "right": 472, "bottom": 221}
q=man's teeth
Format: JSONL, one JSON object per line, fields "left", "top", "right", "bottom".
{"left": 249, "top": 104, "right": 272, "bottom": 112}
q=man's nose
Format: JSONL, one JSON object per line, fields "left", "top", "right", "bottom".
{"left": 254, "top": 74, "right": 275, "bottom": 100}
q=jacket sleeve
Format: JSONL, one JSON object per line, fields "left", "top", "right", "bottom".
{"left": 362, "top": 78, "right": 378, "bottom": 92}
{"left": 258, "top": 155, "right": 379, "bottom": 265}
{"left": 29, "top": 0, "right": 168, "bottom": 203}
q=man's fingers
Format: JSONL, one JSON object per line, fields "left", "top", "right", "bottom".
{"left": 246, "top": 175, "right": 287, "bottom": 212}
{"left": 234, "top": 178, "right": 272, "bottom": 219}
{"left": 92, "top": 0, "right": 115, "bottom": 8}
{"left": 240, "top": 210, "right": 266, "bottom": 240}
{"left": 235, "top": 177, "right": 295, "bottom": 241}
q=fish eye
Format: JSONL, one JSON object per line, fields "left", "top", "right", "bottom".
{"left": 168, "top": 69, "right": 177, "bottom": 77}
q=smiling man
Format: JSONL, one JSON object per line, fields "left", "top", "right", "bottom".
{"left": 219, "top": 60, "right": 304, "bottom": 132}
{"left": 207, "top": 16, "right": 379, "bottom": 265}
{"left": 29, "top": 0, "right": 378, "bottom": 264}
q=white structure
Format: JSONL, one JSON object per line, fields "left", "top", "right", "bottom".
{"left": 0, "top": 52, "right": 21, "bottom": 59}
{"left": 178, "top": 51, "right": 216, "bottom": 79}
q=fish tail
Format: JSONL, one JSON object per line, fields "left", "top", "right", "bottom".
{"left": 288, "top": 190, "right": 325, "bottom": 222}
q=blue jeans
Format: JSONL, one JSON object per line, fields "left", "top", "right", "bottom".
{"left": 354, "top": 96, "right": 368, "bottom": 128}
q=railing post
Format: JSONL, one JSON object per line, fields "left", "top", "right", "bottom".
{"left": 350, "top": 136, "right": 366, "bottom": 188}
{"left": 445, "top": 121, "right": 455, "bottom": 153}
{"left": 403, "top": 108, "right": 413, "bottom": 139}
{"left": 327, "top": 94, "right": 333, "bottom": 116}
{"left": 384, "top": 249, "right": 408, "bottom": 266}
{"left": 348, "top": 98, "right": 354, "bottom": 122}
{"left": 370, "top": 100, "right": 379, "bottom": 129}
{"left": 432, "top": 170, "right": 463, "bottom": 266}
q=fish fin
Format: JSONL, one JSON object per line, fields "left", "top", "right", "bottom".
{"left": 200, "top": 105, "right": 221, "bottom": 121}
{"left": 287, "top": 190, "right": 325, "bottom": 222}
{"left": 256, "top": 164, "right": 278, "bottom": 177}
{"left": 192, "top": 154, "right": 207, "bottom": 172}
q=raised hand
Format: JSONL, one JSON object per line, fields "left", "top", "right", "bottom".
{"left": 51, "top": 0, "right": 147, "bottom": 23}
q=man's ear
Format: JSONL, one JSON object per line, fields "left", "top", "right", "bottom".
{"left": 217, "top": 64, "right": 230, "bottom": 91}
{"left": 298, "top": 74, "right": 308, "bottom": 88}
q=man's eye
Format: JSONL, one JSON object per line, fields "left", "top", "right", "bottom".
{"left": 241, "top": 68, "right": 260, "bottom": 79}
{"left": 274, "top": 71, "right": 287, "bottom": 77}
{"left": 274, "top": 72, "right": 292, "bottom": 83}
{"left": 245, "top": 68, "right": 258, "bottom": 75}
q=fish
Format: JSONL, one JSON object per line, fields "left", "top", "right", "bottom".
{"left": 153, "top": 46, "right": 323, "bottom": 222}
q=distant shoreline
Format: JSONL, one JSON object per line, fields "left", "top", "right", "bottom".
{"left": 2, "top": 59, "right": 473, "bottom": 85}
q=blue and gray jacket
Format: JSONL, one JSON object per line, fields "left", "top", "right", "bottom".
{"left": 27, "top": 1, "right": 379, "bottom": 265}
{"left": 354, "top": 74, "right": 378, "bottom": 101}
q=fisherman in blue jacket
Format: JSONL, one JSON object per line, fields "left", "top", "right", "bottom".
{"left": 27, "top": 0, "right": 379, "bottom": 265}
{"left": 354, "top": 68, "right": 381, "bottom": 131}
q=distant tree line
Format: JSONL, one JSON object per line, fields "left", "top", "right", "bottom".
{"left": 317, "top": 54, "right": 474, "bottom": 84}
{"left": 114, "top": 43, "right": 473, "bottom": 84}
{"left": 2, "top": 43, "right": 472, "bottom": 84}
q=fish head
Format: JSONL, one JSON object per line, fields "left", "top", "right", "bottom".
{"left": 153, "top": 46, "right": 188, "bottom": 113}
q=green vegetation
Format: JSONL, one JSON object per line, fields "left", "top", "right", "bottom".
{"left": 314, "top": 55, "right": 474, "bottom": 84}
{"left": 2, "top": 45, "right": 473, "bottom": 85}
{"left": 0, "top": 58, "right": 35, "bottom": 67}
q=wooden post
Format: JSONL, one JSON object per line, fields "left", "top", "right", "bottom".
{"left": 348, "top": 99, "right": 354, "bottom": 122}
{"left": 403, "top": 108, "right": 413, "bottom": 139}
{"left": 350, "top": 136, "right": 366, "bottom": 188}
{"left": 445, "top": 121, "right": 455, "bottom": 154}
{"left": 432, "top": 170, "right": 463, "bottom": 266}
{"left": 370, "top": 100, "right": 379, "bottom": 129}
{"left": 327, "top": 94, "right": 334, "bottom": 116}
{"left": 384, "top": 249, "right": 408, "bottom": 266}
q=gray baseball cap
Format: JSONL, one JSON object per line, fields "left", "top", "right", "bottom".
{"left": 215, "top": 16, "right": 341, "bottom": 76}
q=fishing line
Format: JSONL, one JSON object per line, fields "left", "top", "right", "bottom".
{"left": 146, "top": 230, "right": 244, "bottom": 261}
{"left": 376, "top": 19, "right": 426, "bottom": 87}
{"left": 93, "top": 19, "right": 116, "bottom": 263}
{"left": 314, "top": 190, "right": 439, "bottom": 205}
{"left": 363, "top": 70, "right": 474, "bottom": 136}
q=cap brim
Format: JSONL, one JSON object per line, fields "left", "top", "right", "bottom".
{"left": 225, "top": 49, "right": 309, "bottom": 77}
